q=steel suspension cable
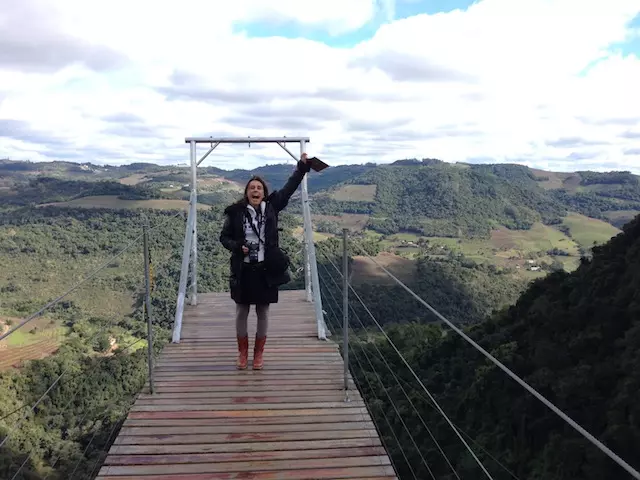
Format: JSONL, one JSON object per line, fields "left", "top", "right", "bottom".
{"left": 0, "top": 210, "right": 184, "bottom": 343}
{"left": 350, "top": 240, "right": 640, "bottom": 480}
{"left": 317, "top": 273, "right": 415, "bottom": 480}
{"left": 318, "top": 263, "right": 437, "bottom": 480}
{"left": 318, "top": 244, "right": 494, "bottom": 480}
{"left": 317, "top": 251, "right": 462, "bottom": 480}
{"left": 318, "top": 244, "right": 521, "bottom": 480}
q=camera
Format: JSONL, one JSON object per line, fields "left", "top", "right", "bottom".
{"left": 246, "top": 242, "right": 259, "bottom": 263}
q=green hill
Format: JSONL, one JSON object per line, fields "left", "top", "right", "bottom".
{"left": 351, "top": 213, "right": 640, "bottom": 479}
{"left": 2, "top": 158, "right": 638, "bottom": 279}
{"left": 310, "top": 161, "right": 640, "bottom": 236}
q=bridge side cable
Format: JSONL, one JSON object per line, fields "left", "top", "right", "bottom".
{"left": 317, "top": 242, "right": 495, "bottom": 479}
{"left": 348, "top": 239, "right": 640, "bottom": 480}
{"left": 0, "top": 210, "right": 183, "bottom": 344}
{"left": 318, "top": 246, "right": 525, "bottom": 480}
{"left": 316, "top": 244, "right": 498, "bottom": 480}
{"left": 318, "top": 260, "right": 438, "bottom": 480}
{"left": 316, "top": 246, "right": 464, "bottom": 480}
{"left": 317, "top": 268, "right": 414, "bottom": 480}
{"left": 0, "top": 212, "right": 183, "bottom": 479}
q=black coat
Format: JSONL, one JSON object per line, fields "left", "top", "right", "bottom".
{"left": 219, "top": 159, "right": 311, "bottom": 304}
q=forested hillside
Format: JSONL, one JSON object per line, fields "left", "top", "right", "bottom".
{"left": 0, "top": 204, "right": 305, "bottom": 479}
{"left": 1, "top": 157, "right": 638, "bottom": 479}
{"left": 339, "top": 214, "right": 640, "bottom": 480}
{"left": 311, "top": 161, "right": 640, "bottom": 236}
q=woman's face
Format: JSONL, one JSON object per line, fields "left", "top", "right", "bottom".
{"left": 246, "top": 180, "right": 265, "bottom": 207}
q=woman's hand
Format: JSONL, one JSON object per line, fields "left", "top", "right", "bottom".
{"left": 301, "top": 153, "right": 308, "bottom": 163}
{"left": 242, "top": 246, "right": 249, "bottom": 254}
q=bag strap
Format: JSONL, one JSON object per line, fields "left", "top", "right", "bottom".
{"left": 244, "top": 209, "right": 265, "bottom": 247}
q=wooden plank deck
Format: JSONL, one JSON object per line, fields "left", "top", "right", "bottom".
{"left": 97, "top": 290, "right": 397, "bottom": 479}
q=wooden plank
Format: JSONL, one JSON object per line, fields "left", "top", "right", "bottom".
{"left": 130, "top": 401, "right": 368, "bottom": 412}
{"left": 136, "top": 390, "right": 357, "bottom": 399}
{"left": 99, "top": 455, "right": 391, "bottom": 475}
{"left": 127, "top": 408, "right": 369, "bottom": 419}
{"left": 134, "top": 394, "right": 362, "bottom": 405}
{"left": 104, "top": 446, "right": 387, "bottom": 465}
{"left": 97, "top": 290, "right": 397, "bottom": 479}
{"left": 114, "top": 430, "right": 379, "bottom": 445}
{"left": 110, "top": 438, "right": 383, "bottom": 455}
{"left": 119, "top": 421, "right": 375, "bottom": 436}
{"left": 97, "top": 465, "right": 397, "bottom": 479}
{"left": 123, "top": 414, "right": 369, "bottom": 427}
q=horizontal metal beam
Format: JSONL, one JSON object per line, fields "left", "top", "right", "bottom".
{"left": 184, "top": 136, "right": 310, "bottom": 144}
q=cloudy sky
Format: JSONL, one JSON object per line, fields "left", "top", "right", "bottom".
{"left": 0, "top": 0, "right": 639, "bottom": 172}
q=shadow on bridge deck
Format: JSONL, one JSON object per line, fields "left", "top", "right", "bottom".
{"left": 97, "top": 290, "right": 397, "bottom": 479}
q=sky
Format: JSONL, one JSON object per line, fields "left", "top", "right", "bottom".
{"left": 0, "top": 0, "right": 639, "bottom": 172}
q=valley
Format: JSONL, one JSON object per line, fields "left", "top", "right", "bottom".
{"left": 0, "top": 156, "right": 639, "bottom": 479}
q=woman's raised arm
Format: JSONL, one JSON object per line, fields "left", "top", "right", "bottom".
{"left": 268, "top": 153, "right": 312, "bottom": 212}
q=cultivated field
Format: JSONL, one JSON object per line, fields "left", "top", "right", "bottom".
{"left": 118, "top": 173, "right": 150, "bottom": 185}
{"left": 39, "top": 195, "right": 210, "bottom": 211}
{"left": 350, "top": 252, "right": 415, "bottom": 286}
{"left": 530, "top": 169, "right": 582, "bottom": 191}
{"left": 330, "top": 184, "right": 377, "bottom": 202}
{"left": 291, "top": 226, "right": 334, "bottom": 242}
{"left": 312, "top": 214, "right": 370, "bottom": 231}
{"left": 490, "top": 223, "right": 580, "bottom": 256}
{"left": 0, "top": 317, "right": 65, "bottom": 370}
{"left": 561, "top": 213, "right": 621, "bottom": 247}
{"left": 198, "top": 176, "right": 243, "bottom": 192}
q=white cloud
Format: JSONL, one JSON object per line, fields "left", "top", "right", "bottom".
{"left": 0, "top": 0, "right": 639, "bottom": 173}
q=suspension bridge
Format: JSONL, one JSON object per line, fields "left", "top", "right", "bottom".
{"left": 0, "top": 136, "right": 638, "bottom": 480}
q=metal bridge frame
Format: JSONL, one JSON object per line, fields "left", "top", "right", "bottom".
{"left": 172, "top": 136, "right": 328, "bottom": 344}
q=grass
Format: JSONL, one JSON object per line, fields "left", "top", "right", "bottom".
{"left": 0, "top": 248, "right": 148, "bottom": 369}
{"left": 0, "top": 316, "right": 68, "bottom": 370}
{"left": 292, "top": 226, "right": 334, "bottom": 242}
{"left": 330, "top": 185, "right": 377, "bottom": 202}
{"left": 0, "top": 252, "right": 144, "bottom": 320}
{"left": 198, "top": 176, "right": 243, "bottom": 192}
{"left": 491, "top": 223, "right": 580, "bottom": 255}
{"left": 530, "top": 169, "right": 582, "bottom": 191}
{"left": 361, "top": 213, "right": 618, "bottom": 279}
{"left": 119, "top": 174, "right": 149, "bottom": 185}
{"left": 387, "top": 233, "right": 421, "bottom": 242}
{"left": 312, "top": 214, "right": 370, "bottom": 231}
{"left": 602, "top": 210, "right": 640, "bottom": 228}
{"left": 350, "top": 252, "right": 415, "bottom": 286}
{"left": 561, "top": 213, "right": 621, "bottom": 247}
{"left": 39, "top": 195, "right": 210, "bottom": 211}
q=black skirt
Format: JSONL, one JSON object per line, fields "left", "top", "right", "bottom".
{"left": 232, "top": 262, "right": 279, "bottom": 305}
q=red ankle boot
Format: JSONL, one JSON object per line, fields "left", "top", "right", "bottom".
{"left": 236, "top": 335, "right": 248, "bottom": 370}
{"left": 253, "top": 336, "right": 267, "bottom": 370}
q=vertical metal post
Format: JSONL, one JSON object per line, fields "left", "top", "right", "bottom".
{"left": 299, "top": 141, "right": 327, "bottom": 339}
{"left": 172, "top": 191, "right": 195, "bottom": 343}
{"left": 300, "top": 141, "right": 312, "bottom": 302}
{"left": 189, "top": 140, "right": 198, "bottom": 306}
{"left": 143, "top": 225, "right": 155, "bottom": 394}
{"left": 342, "top": 228, "right": 349, "bottom": 394}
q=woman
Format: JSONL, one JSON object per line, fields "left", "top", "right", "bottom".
{"left": 220, "top": 153, "right": 311, "bottom": 370}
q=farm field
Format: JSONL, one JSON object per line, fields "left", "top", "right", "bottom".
{"left": 330, "top": 184, "right": 377, "bottom": 202}
{"left": 312, "top": 213, "right": 370, "bottom": 231}
{"left": 602, "top": 210, "right": 640, "bottom": 228}
{"left": 350, "top": 252, "right": 416, "bottom": 286}
{"left": 292, "top": 226, "right": 334, "bottom": 242}
{"left": 38, "top": 195, "right": 210, "bottom": 211}
{"left": 0, "top": 317, "right": 66, "bottom": 370}
{"left": 561, "top": 213, "right": 621, "bottom": 247}
{"left": 0, "top": 253, "right": 143, "bottom": 320}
